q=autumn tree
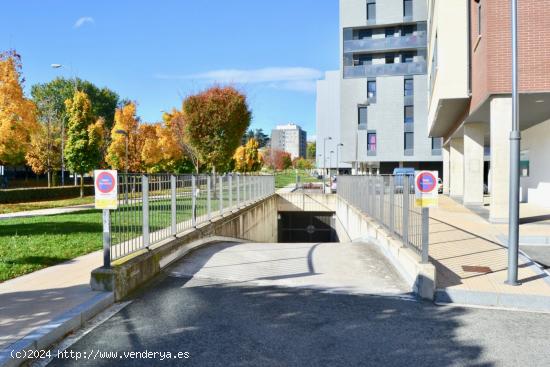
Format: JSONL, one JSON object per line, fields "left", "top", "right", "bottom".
{"left": 233, "top": 138, "right": 262, "bottom": 172}
{"left": 306, "top": 142, "right": 316, "bottom": 161}
{"left": 293, "top": 157, "right": 313, "bottom": 170}
{"left": 106, "top": 102, "right": 142, "bottom": 172}
{"left": 162, "top": 109, "right": 200, "bottom": 173}
{"left": 183, "top": 86, "right": 251, "bottom": 173}
{"left": 263, "top": 149, "right": 292, "bottom": 171}
{"left": 25, "top": 101, "right": 61, "bottom": 187}
{"left": 0, "top": 50, "right": 38, "bottom": 165}
{"left": 64, "top": 91, "right": 102, "bottom": 196}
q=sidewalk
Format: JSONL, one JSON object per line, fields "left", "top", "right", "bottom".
{"left": 0, "top": 250, "right": 111, "bottom": 363}
{"left": 429, "top": 196, "right": 550, "bottom": 311}
{"left": 0, "top": 204, "right": 95, "bottom": 220}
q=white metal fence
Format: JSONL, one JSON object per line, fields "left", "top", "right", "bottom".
{"left": 337, "top": 175, "right": 429, "bottom": 263}
{"left": 107, "top": 173, "right": 275, "bottom": 262}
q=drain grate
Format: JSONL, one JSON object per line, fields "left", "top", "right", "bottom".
{"left": 462, "top": 265, "right": 492, "bottom": 273}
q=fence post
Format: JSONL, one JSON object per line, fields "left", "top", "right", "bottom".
{"left": 421, "top": 207, "right": 430, "bottom": 263}
{"left": 171, "top": 175, "right": 177, "bottom": 236}
{"left": 236, "top": 174, "right": 240, "bottom": 207}
{"left": 379, "top": 176, "right": 385, "bottom": 225}
{"left": 229, "top": 174, "right": 233, "bottom": 210}
{"left": 102, "top": 209, "right": 111, "bottom": 268}
{"left": 402, "top": 175, "right": 410, "bottom": 248}
{"left": 192, "top": 175, "right": 197, "bottom": 226}
{"left": 142, "top": 175, "right": 150, "bottom": 248}
{"left": 219, "top": 175, "right": 223, "bottom": 215}
{"left": 207, "top": 175, "right": 211, "bottom": 220}
{"left": 389, "top": 175, "right": 395, "bottom": 234}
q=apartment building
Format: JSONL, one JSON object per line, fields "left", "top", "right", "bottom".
{"left": 270, "top": 123, "right": 307, "bottom": 160}
{"left": 427, "top": 0, "right": 550, "bottom": 221}
{"left": 333, "top": 0, "right": 442, "bottom": 174}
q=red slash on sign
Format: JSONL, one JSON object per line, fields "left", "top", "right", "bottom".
{"left": 416, "top": 172, "right": 436, "bottom": 193}
{"left": 96, "top": 171, "right": 116, "bottom": 194}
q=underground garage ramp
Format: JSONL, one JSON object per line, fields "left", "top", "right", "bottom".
{"left": 278, "top": 211, "right": 338, "bottom": 243}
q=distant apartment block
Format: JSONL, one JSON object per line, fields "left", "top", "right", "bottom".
{"left": 271, "top": 123, "right": 307, "bottom": 159}
{"left": 427, "top": 0, "right": 550, "bottom": 221}
{"left": 325, "top": 0, "right": 442, "bottom": 175}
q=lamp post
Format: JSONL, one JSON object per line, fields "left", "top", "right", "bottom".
{"left": 336, "top": 143, "right": 343, "bottom": 176}
{"left": 51, "top": 63, "right": 78, "bottom": 187}
{"left": 116, "top": 129, "right": 129, "bottom": 203}
{"left": 329, "top": 150, "right": 334, "bottom": 177}
{"left": 323, "top": 136, "right": 332, "bottom": 191}
{"left": 506, "top": 0, "right": 520, "bottom": 286}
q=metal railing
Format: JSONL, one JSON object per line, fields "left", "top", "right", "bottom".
{"left": 108, "top": 173, "right": 275, "bottom": 262}
{"left": 337, "top": 175, "right": 429, "bottom": 263}
{"left": 343, "top": 60, "right": 427, "bottom": 78}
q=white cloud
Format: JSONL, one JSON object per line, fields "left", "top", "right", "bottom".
{"left": 154, "top": 67, "right": 323, "bottom": 93}
{"left": 74, "top": 16, "right": 94, "bottom": 29}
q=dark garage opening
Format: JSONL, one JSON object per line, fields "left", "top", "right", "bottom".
{"left": 278, "top": 211, "right": 339, "bottom": 243}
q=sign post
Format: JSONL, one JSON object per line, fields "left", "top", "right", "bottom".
{"left": 94, "top": 170, "right": 118, "bottom": 268}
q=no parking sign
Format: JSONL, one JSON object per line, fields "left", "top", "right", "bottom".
{"left": 94, "top": 170, "right": 118, "bottom": 209}
{"left": 415, "top": 171, "right": 438, "bottom": 208}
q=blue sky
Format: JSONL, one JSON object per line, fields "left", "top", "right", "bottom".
{"left": 0, "top": 0, "right": 340, "bottom": 139}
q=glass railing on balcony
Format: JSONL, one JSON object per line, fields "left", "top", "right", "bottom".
{"left": 344, "top": 61, "right": 427, "bottom": 78}
{"left": 344, "top": 32, "right": 427, "bottom": 54}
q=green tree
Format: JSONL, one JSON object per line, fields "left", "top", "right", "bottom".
{"left": 64, "top": 91, "right": 102, "bottom": 197}
{"left": 306, "top": 141, "right": 316, "bottom": 160}
{"left": 184, "top": 86, "right": 251, "bottom": 173}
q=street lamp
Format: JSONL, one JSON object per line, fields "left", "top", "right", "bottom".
{"left": 336, "top": 143, "right": 343, "bottom": 176}
{"left": 116, "top": 129, "right": 129, "bottom": 203}
{"left": 51, "top": 63, "right": 78, "bottom": 186}
{"left": 323, "top": 136, "right": 332, "bottom": 191}
{"left": 329, "top": 150, "right": 334, "bottom": 177}
{"left": 506, "top": 0, "right": 520, "bottom": 286}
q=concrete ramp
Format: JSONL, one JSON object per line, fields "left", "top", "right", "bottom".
{"left": 167, "top": 242, "right": 411, "bottom": 297}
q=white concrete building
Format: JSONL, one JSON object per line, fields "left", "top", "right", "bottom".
{"left": 270, "top": 123, "right": 307, "bottom": 160}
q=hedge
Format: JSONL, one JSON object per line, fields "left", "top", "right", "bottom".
{"left": 0, "top": 185, "right": 95, "bottom": 204}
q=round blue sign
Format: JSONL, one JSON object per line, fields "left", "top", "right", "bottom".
{"left": 416, "top": 172, "right": 436, "bottom": 193}
{"left": 96, "top": 172, "right": 115, "bottom": 194}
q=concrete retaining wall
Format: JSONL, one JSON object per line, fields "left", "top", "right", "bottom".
{"left": 91, "top": 195, "right": 278, "bottom": 301}
{"left": 277, "top": 193, "right": 336, "bottom": 212}
{"left": 334, "top": 196, "right": 437, "bottom": 299}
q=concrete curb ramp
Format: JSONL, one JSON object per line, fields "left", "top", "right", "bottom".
{"left": 435, "top": 288, "right": 550, "bottom": 313}
{"left": 0, "top": 292, "right": 113, "bottom": 367}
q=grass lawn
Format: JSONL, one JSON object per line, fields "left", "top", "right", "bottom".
{"left": 0, "top": 209, "right": 102, "bottom": 282}
{"left": 274, "top": 170, "right": 320, "bottom": 188}
{"left": 0, "top": 196, "right": 95, "bottom": 214}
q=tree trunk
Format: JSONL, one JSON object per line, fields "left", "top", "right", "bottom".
{"left": 80, "top": 174, "right": 84, "bottom": 198}
{"left": 47, "top": 171, "right": 51, "bottom": 188}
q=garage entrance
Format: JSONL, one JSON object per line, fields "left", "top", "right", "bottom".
{"left": 277, "top": 211, "right": 338, "bottom": 243}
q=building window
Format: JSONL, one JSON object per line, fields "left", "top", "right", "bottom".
{"left": 385, "top": 27, "right": 395, "bottom": 38}
{"left": 367, "top": 0, "right": 376, "bottom": 22}
{"left": 367, "top": 80, "right": 376, "bottom": 99}
{"left": 385, "top": 53, "right": 395, "bottom": 64}
{"left": 404, "top": 105, "right": 414, "bottom": 124}
{"left": 358, "top": 106, "right": 368, "bottom": 126}
{"left": 404, "top": 77, "right": 414, "bottom": 96}
{"left": 404, "top": 132, "right": 414, "bottom": 152}
{"left": 367, "top": 132, "right": 377, "bottom": 152}
{"left": 431, "top": 137, "right": 442, "bottom": 155}
{"left": 402, "top": 25, "right": 414, "bottom": 36}
{"left": 354, "top": 54, "right": 372, "bottom": 66}
{"left": 402, "top": 51, "right": 415, "bottom": 63}
{"left": 477, "top": 1, "right": 482, "bottom": 36}
{"left": 520, "top": 150, "right": 529, "bottom": 177}
{"left": 355, "top": 28, "right": 372, "bottom": 40}
{"left": 403, "top": 0, "right": 413, "bottom": 18}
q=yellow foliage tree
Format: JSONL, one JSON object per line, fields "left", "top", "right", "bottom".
{"left": 25, "top": 110, "right": 61, "bottom": 187}
{"left": 0, "top": 50, "right": 38, "bottom": 165}
{"left": 106, "top": 102, "right": 141, "bottom": 172}
{"left": 233, "top": 138, "right": 262, "bottom": 172}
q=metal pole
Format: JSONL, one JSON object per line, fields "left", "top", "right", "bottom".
{"left": 389, "top": 176, "right": 395, "bottom": 234}
{"left": 171, "top": 175, "right": 176, "bottom": 236}
{"left": 229, "top": 174, "right": 233, "bottom": 210}
{"left": 102, "top": 209, "right": 111, "bottom": 268}
{"left": 61, "top": 117, "right": 65, "bottom": 186}
{"left": 192, "top": 175, "right": 197, "bottom": 226}
{"left": 421, "top": 207, "right": 429, "bottom": 263}
{"left": 219, "top": 176, "right": 223, "bottom": 215}
{"left": 507, "top": 0, "right": 520, "bottom": 286}
{"left": 323, "top": 139, "right": 326, "bottom": 191}
{"left": 236, "top": 174, "right": 240, "bottom": 207}
{"left": 402, "top": 175, "right": 410, "bottom": 248}
{"left": 142, "top": 175, "right": 150, "bottom": 248}
{"left": 207, "top": 175, "right": 211, "bottom": 220}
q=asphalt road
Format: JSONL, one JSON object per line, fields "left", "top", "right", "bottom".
{"left": 47, "top": 242, "right": 550, "bottom": 367}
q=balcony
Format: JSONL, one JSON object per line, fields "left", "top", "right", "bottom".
{"left": 344, "top": 61, "right": 427, "bottom": 78}
{"left": 344, "top": 32, "right": 427, "bottom": 54}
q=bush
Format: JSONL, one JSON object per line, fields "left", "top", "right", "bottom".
{"left": 0, "top": 185, "right": 94, "bottom": 203}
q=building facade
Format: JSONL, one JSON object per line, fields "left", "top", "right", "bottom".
{"left": 271, "top": 123, "right": 307, "bottom": 160}
{"left": 337, "top": 0, "right": 442, "bottom": 174}
{"left": 428, "top": 0, "right": 550, "bottom": 221}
